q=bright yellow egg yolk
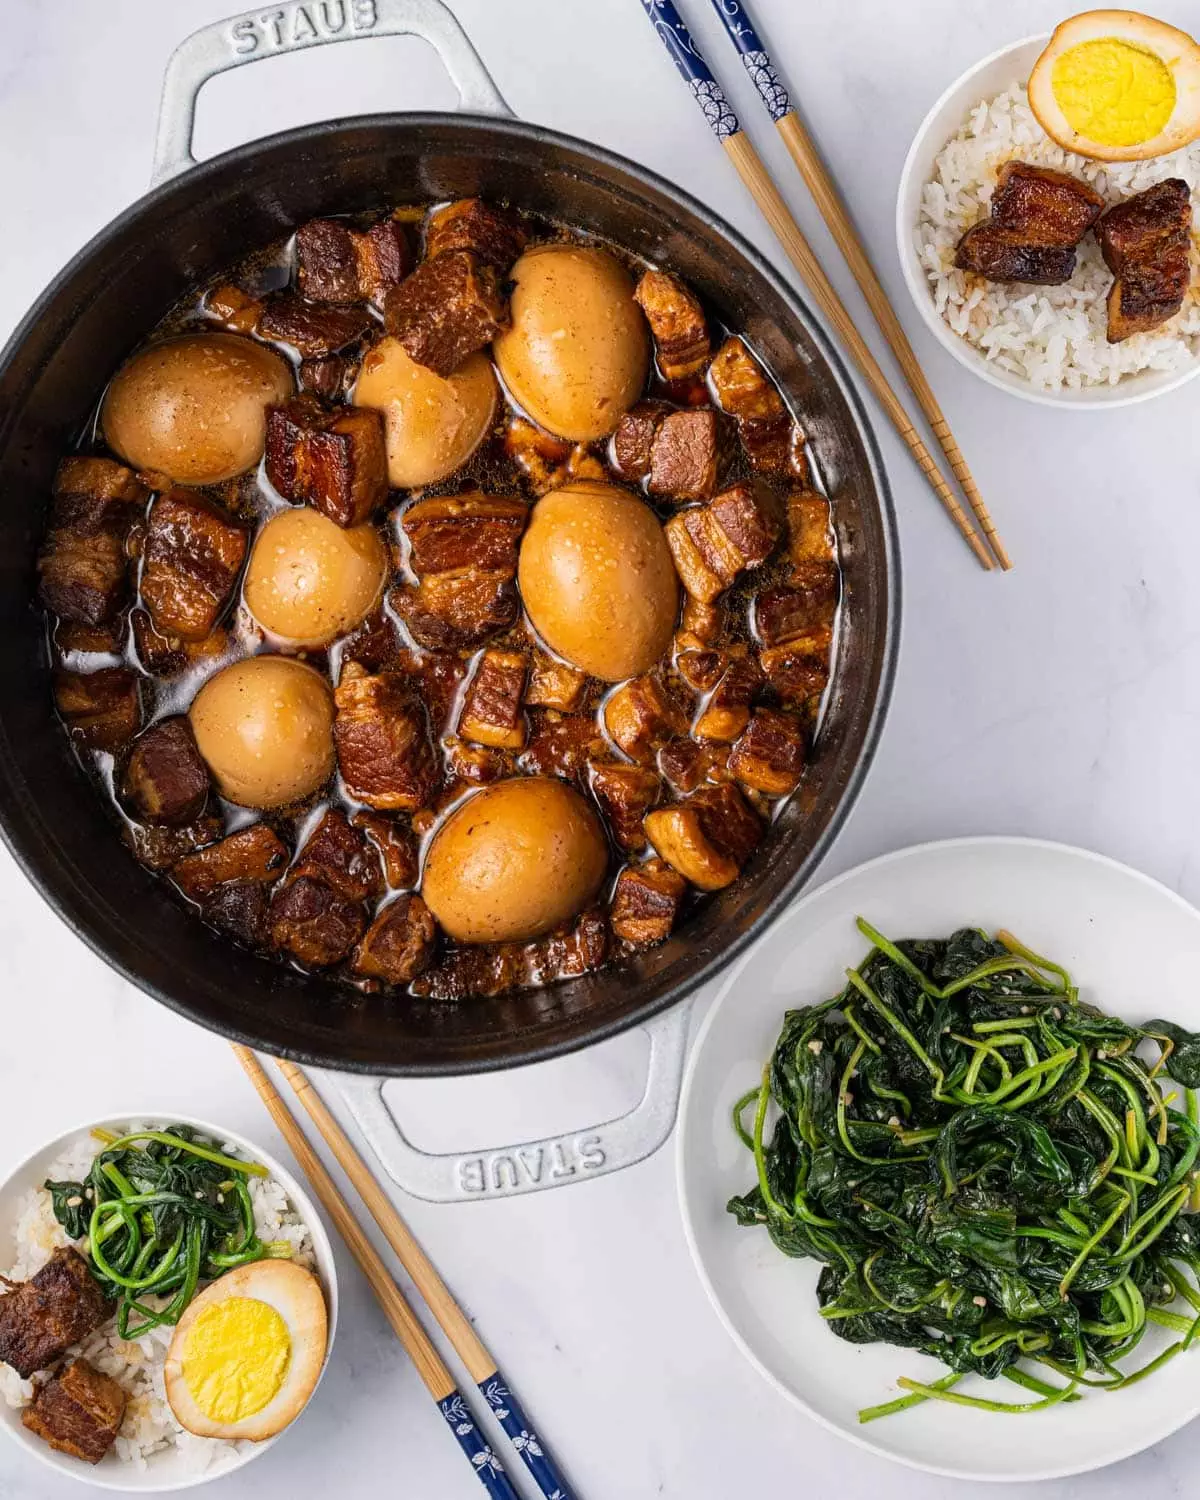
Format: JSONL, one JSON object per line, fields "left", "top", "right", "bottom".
{"left": 181, "top": 1296, "right": 291, "bottom": 1423}
{"left": 1051, "top": 38, "right": 1177, "bottom": 146}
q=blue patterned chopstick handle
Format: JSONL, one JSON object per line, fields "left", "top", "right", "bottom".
{"left": 438, "top": 1390, "right": 523, "bottom": 1500}
{"left": 709, "top": 0, "right": 792, "bottom": 121}
{"left": 640, "top": 0, "right": 740, "bottom": 140}
{"left": 481, "top": 1371, "right": 577, "bottom": 1500}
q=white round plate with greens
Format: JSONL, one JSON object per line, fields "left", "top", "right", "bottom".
{"left": 677, "top": 837, "right": 1200, "bottom": 1481}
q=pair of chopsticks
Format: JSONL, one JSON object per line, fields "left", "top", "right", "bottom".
{"left": 639, "top": 0, "right": 1011, "bottom": 571}
{"left": 233, "top": 1045, "right": 575, "bottom": 1500}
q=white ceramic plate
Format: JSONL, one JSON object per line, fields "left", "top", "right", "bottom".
{"left": 895, "top": 36, "right": 1200, "bottom": 409}
{"left": 677, "top": 837, "right": 1200, "bottom": 1481}
{"left": 0, "top": 1113, "right": 339, "bottom": 1492}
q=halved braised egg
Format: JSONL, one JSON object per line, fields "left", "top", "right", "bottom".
{"left": 164, "top": 1260, "right": 327, "bottom": 1441}
{"left": 1029, "top": 11, "right": 1200, "bottom": 161}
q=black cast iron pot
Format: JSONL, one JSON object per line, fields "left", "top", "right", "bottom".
{"left": 0, "top": 2, "right": 898, "bottom": 1079}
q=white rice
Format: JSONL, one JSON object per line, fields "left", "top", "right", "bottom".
{"left": 916, "top": 82, "right": 1200, "bottom": 389}
{"left": 0, "top": 1125, "right": 314, "bottom": 1474}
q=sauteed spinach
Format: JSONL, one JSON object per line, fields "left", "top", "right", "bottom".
{"left": 46, "top": 1126, "right": 290, "bottom": 1338}
{"left": 728, "top": 920, "right": 1200, "bottom": 1420}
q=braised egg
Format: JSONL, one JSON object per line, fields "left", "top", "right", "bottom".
{"left": 518, "top": 479, "right": 679, "bottom": 681}
{"left": 353, "top": 336, "right": 497, "bottom": 487}
{"left": 190, "top": 656, "right": 334, "bottom": 808}
{"left": 164, "top": 1260, "right": 327, "bottom": 1442}
{"left": 1029, "top": 11, "right": 1200, "bottom": 160}
{"left": 494, "top": 245, "right": 650, "bottom": 441}
{"left": 102, "top": 333, "right": 293, "bottom": 485}
{"left": 422, "top": 777, "right": 608, "bottom": 943}
{"left": 244, "top": 507, "right": 388, "bottom": 646}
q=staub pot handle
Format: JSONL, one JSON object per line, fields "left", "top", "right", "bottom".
{"left": 335, "top": 1007, "right": 692, "bottom": 1202}
{"left": 152, "top": 0, "right": 512, "bottom": 184}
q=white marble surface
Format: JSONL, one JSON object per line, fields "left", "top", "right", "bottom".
{"left": 1, "top": 0, "right": 1198, "bottom": 1495}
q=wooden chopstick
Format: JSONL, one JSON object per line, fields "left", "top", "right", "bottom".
{"left": 639, "top": 0, "right": 995, "bottom": 571}
{"left": 231, "top": 1046, "right": 523, "bottom": 1500}
{"left": 271, "top": 1058, "right": 578, "bottom": 1500}
{"left": 705, "top": 0, "right": 1010, "bottom": 569}
{"left": 773, "top": 112, "right": 1009, "bottom": 570}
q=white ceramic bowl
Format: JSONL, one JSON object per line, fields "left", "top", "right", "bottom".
{"left": 0, "top": 1113, "right": 339, "bottom": 1492}
{"left": 678, "top": 837, "right": 1200, "bottom": 1481}
{"left": 895, "top": 34, "right": 1200, "bottom": 409}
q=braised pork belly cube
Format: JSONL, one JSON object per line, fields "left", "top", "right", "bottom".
{"left": 293, "top": 808, "right": 383, "bottom": 903}
{"left": 694, "top": 652, "right": 761, "bottom": 743}
{"left": 334, "top": 662, "right": 438, "bottom": 811}
{"left": 55, "top": 616, "right": 127, "bottom": 657}
{"left": 38, "top": 458, "right": 147, "bottom": 625}
{"left": 536, "top": 908, "right": 610, "bottom": 982}
{"left": 383, "top": 250, "right": 508, "bottom": 376}
{"left": 754, "top": 575, "right": 838, "bottom": 649}
{"left": 729, "top": 708, "right": 806, "bottom": 796}
{"left": 268, "top": 809, "right": 379, "bottom": 966}
{"left": 634, "top": 269, "right": 710, "bottom": 381}
{"left": 396, "top": 648, "right": 468, "bottom": 733}
{"left": 603, "top": 675, "right": 689, "bottom": 763}
{"left": 131, "top": 609, "right": 228, "bottom": 676}
{"left": 393, "top": 570, "right": 518, "bottom": 649}
{"left": 355, "top": 220, "right": 414, "bottom": 302}
{"left": 352, "top": 893, "right": 437, "bottom": 984}
{"left": 53, "top": 666, "right": 140, "bottom": 752}
{"left": 352, "top": 811, "right": 419, "bottom": 889}
{"left": 269, "top": 874, "right": 367, "bottom": 967}
{"left": 0, "top": 1249, "right": 111, "bottom": 1380}
{"left": 647, "top": 408, "right": 723, "bottom": 502}
{"left": 258, "top": 297, "right": 372, "bottom": 357}
{"left": 425, "top": 198, "right": 527, "bottom": 272}
{"left": 527, "top": 650, "right": 587, "bottom": 712}
{"left": 739, "top": 414, "right": 808, "bottom": 480}
{"left": 680, "top": 595, "right": 723, "bottom": 645}
{"left": 589, "top": 760, "right": 661, "bottom": 852}
{"left": 120, "top": 716, "right": 209, "bottom": 825}
{"left": 665, "top": 481, "right": 781, "bottom": 603}
{"left": 444, "top": 736, "right": 513, "bottom": 785}
{"left": 675, "top": 646, "right": 726, "bottom": 694}
{"left": 709, "top": 336, "right": 804, "bottom": 478}
{"left": 402, "top": 494, "right": 527, "bottom": 575}
{"left": 610, "top": 400, "right": 670, "bottom": 483}
{"left": 123, "top": 813, "right": 222, "bottom": 872}
{"left": 339, "top": 609, "right": 399, "bottom": 675}
{"left": 296, "top": 216, "right": 413, "bottom": 304}
{"left": 644, "top": 783, "right": 762, "bottom": 890}
{"left": 174, "top": 824, "right": 289, "bottom": 900}
{"left": 786, "top": 489, "right": 834, "bottom": 573}
{"left": 298, "top": 353, "right": 349, "bottom": 401}
{"left": 657, "top": 738, "right": 729, "bottom": 794}
{"left": 1098, "top": 179, "right": 1193, "bottom": 341}
{"left": 265, "top": 397, "right": 387, "bottom": 526}
{"left": 458, "top": 650, "right": 528, "bottom": 750}
{"left": 206, "top": 282, "right": 263, "bottom": 334}
{"left": 140, "top": 488, "right": 248, "bottom": 641}
{"left": 610, "top": 858, "right": 688, "bottom": 947}
{"left": 22, "top": 1358, "right": 126, "bottom": 1465}
{"left": 710, "top": 336, "right": 787, "bottom": 423}
{"left": 413, "top": 945, "right": 525, "bottom": 1000}
{"left": 759, "top": 626, "right": 834, "bottom": 708}
{"left": 174, "top": 823, "right": 290, "bottom": 940}
{"left": 521, "top": 712, "right": 606, "bottom": 782}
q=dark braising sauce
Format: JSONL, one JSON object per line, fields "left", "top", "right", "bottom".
{"left": 40, "top": 200, "right": 841, "bottom": 1004}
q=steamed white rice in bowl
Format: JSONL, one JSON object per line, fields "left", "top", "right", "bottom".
{"left": 0, "top": 1115, "right": 337, "bottom": 1491}
{"left": 898, "top": 36, "right": 1200, "bottom": 406}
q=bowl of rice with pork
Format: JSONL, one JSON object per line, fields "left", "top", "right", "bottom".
{"left": 897, "top": 34, "right": 1200, "bottom": 406}
{"left": 0, "top": 1115, "right": 337, "bottom": 1490}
